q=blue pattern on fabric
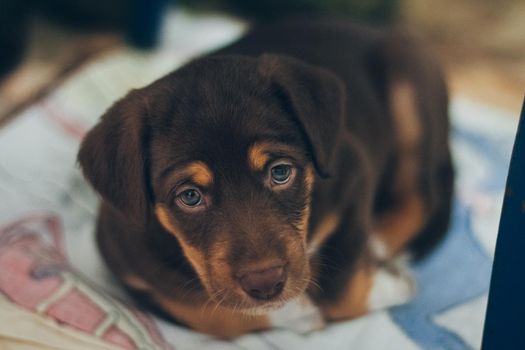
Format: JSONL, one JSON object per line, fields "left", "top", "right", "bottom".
{"left": 389, "top": 122, "right": 515, "bottom": 349}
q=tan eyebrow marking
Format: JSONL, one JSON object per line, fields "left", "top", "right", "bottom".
{"left": 248, "top": 142, "right": 272, "bottom": 171}
{"left": 248, "top": 141, "right": 300, "bottom": 171}
{"left": 187, "top": 161, "right": 214, "bottom": 187}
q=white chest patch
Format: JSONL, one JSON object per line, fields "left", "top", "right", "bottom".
{"left": 268, "top": 294, "right": 326, "bottom": 333}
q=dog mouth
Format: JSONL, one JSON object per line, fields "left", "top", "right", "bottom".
{"left": 207, "top": 288, "right": 299, "bottom": 315}
{"left": 206, "top": 263, "right": 311, "bottom": 314}
{"left": 239, "top": 298, "right": 294, "bottom": 315}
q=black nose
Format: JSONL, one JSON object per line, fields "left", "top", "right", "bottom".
{"left": 239, "top": 266, "right": 286, "bottom": 300}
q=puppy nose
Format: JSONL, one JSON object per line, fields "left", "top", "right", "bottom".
{"left": 240, "top": 266, "right": 286, "bottom": 300}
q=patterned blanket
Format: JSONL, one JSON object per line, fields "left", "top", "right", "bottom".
{"left": 0, "top": 10, "right": 518, "bottom": 350}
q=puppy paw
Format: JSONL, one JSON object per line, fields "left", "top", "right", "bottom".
{"left": 367, "top": 258, "right": 415, "bottom": 311}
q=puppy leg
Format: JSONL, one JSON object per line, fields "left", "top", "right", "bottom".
{"left": 320, "top": 79, "right": 427, "bottom": 320}
{"left": 321, "top": 262, "right": 373, "bottom": 321}
{"left": 372, "top": 77, "right": 427, "bottom": 260}
{"left": 371, "top": 34, "right": 452, "bottom": 260}
{"left": 321, "top": 260, "right": 414, "bottom": 321}
{"left": 372, "top": 193, "right": 426, "bottom": 259}
{"left": 367, "top": 257, "right": 415, "bottom": 311}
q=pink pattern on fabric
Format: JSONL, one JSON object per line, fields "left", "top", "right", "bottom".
{"left": 0, "top": 248, "right": 62, "bottom": 309}
{"left": 0, "top": 214, "right": 175, "bottom": 350}
{"left": 46, "top": 288, "right": 107, "bottom": 333}
{"left": 103, "top": 325, "right": 136, "bottom": 349}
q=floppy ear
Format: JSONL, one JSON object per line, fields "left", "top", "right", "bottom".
{"left": 78, "top": 89, "right": 150, "bottom": 224}
{"left": 258, "top": 54, "right": 345, "bottom": 177}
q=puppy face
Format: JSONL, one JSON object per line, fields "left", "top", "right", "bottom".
{"left": 78, "top": 54, "right": 344, "bottom": 313}
{"left": 152, "top": 142, "right": 314, "bottom": 311}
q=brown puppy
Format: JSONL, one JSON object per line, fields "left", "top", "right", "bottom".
{"left": 78, "top": 19, "right": 453, "bottom": 338}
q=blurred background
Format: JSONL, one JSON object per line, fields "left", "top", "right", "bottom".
{"left": 0, "top": 0, "right": 523, "bottom": 126}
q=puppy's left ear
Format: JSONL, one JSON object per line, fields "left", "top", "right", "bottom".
{"left": 77, "top": 89, "right": 151, "bottom": 225}
{"left": 259, "top": 54, "right": 345, "bottom": 177}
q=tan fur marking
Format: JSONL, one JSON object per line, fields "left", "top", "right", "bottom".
{"left": 187, "top": 161, "right": 213, "bottom": 187}
{"left": 390, "top": 78, "right": 422, "bottom": 194}
{"left": 308, "top": 212, "right": 340, "bottom": 255}
{"left": 123, "top": 275, "right": 151, "bottom": 292}
{"left": 374, "top": 194, "right": 426, "bottom": 256}
{"left": 322, "top": 264, "right": 373, "bottom": 320}
{"left": 155, "top": 205, "right": 175, "bottom": 233}
{"left": 390, "top": 79, "right": 422, "bottom": 150}
{"left": 155, "top": 205, "right": 208, "bottom": 280}
{"left": 304, "top": 165, "right": 315, "bottom": 193}
{"left": 155, "top": 293, "right": 270, "bottom": 339}
{"left": 248, "top": 142, "right": 271, "bottom": 171}
{"left": 297, "top": 166, "right": 315, "bottom": 238}
{"left": 208, "top": 241, "right": 232, "bottom": 284}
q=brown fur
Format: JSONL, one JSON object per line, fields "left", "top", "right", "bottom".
{"left": 78, "top": 19, "right": 453, "bottom": 338}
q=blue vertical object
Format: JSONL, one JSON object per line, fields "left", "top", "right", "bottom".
{"left": 482, "top": 97, "right": 525, "bottom": 349}
{"left": 127, "top": 0, "right": 168, "bottom": 49}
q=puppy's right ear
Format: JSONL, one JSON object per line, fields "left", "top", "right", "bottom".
{"left": 78, "top": 89, "right": 150, "bottom": 224}
{"left": 258, "top": 54, "right": 345, "bottom": 178}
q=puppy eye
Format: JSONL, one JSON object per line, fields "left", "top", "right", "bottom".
{"left": 177, "top": 188, "right": 203, "bottom": 207}
{"left": 270, "top": 164, "right": 292, "bottom": 185}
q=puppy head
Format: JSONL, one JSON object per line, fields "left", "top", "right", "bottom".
{"left": 78, "top": 54, "right": 345, "bottom": 312}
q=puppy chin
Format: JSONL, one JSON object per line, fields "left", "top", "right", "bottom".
{"left": 245, "top": 305, "right": 283, "bottom": 316}
{"left": 239, "top": 286, "right": 307, "bottom": 316}
{"left": 237, "top": 298, "right": 292, "bottom": 316}
{"left": 205, "top": 286, "right": 303, "bottom": 316}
